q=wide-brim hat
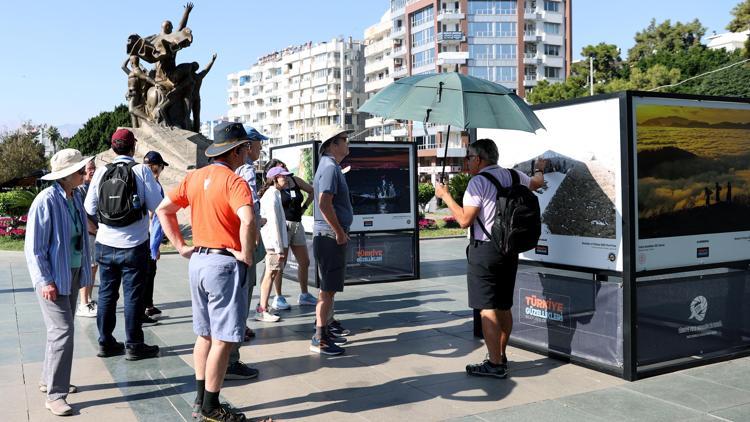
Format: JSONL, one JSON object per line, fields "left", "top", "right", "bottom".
{"left": 318, "top": 125, "right": 353, "bottom": 155}
{"left": 207, "top": 122, "right": 251, "bottom": 158}
{"left": 41, "top": 149, "right": 93, "bottom": 181}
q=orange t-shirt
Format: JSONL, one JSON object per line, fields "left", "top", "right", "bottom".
{"left": 168, "top": 163, "right": 252, "bottom": 250}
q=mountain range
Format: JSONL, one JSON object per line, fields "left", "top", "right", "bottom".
{"left": 640, "top": 116, "right": 750, "bottom": 130}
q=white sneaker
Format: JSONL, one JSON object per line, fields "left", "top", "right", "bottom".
{"left": 254, "top": 307, "right": 281, "bottom": 322}
{"left": 45, "top": 398, "right": 73, "bottom": 416}
{"left": 298, "top": 292, "right": 318, "bottom": 306}
{"left": 271, "top": 295, "right": 291, "bottom": 310}
{"left": 76, "top": 302, "right": 97, "bottom": 318}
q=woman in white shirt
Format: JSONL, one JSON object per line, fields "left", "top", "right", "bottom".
{"left": 254, "top": 166, "right": 291, "bottom": 322}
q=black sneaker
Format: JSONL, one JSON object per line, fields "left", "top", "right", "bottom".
{"left": 141, "top": 315, "right": 159, "bottom": 326}
{"left": 192, "top": 400, "right": 202, "bottom": 420}
{"left": 328, "top": 331, "right": 348, "bottom": 345}
{"left": 309, "top": 335, "right": 345, "bottom": 356}
{"left": 465, "top": 359, "right": 508, "bottom": 379}
{"left": 145, "top": 306, "right": 162, "bottom": 318}
{"left": 224, "top": 361, "right": 259, "bottom": 380}
{"left": 125, "top": 343, "right": 160, "bottom": 361}
{"left": 199, "top": 405, "right": 247, "bottom": 421}
{"left": 97, "top": 341, "right": 125, "bottom": 358}
{"left": 328, "top": 320, "right": 351, "bottom": 337}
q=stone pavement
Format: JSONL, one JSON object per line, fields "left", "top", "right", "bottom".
{"left": 3, "top": 238, "right": 750, "bottom": 421}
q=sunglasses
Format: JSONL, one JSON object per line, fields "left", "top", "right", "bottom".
{"left": 465, "top": 154, "right": 478, "bottom": 160}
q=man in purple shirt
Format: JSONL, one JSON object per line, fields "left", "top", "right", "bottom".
{"left": 435, "top": 138, "right": 545, "bottom": 379}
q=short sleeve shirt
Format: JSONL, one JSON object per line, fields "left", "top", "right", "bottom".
{"left": 463, "top": 165, "right": 532, "bottom": 241}
{"left": 168, "top": 163, "right": 252, "bottom": 250}
{"left": 313, "top": 155, "right": 353, "bottom": 233}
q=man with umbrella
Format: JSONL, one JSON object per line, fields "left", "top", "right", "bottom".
{"left": 435, "top": 139, "right": 545, "bottom": 379}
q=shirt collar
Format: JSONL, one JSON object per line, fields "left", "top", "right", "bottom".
{"left": 480, "top": 164, "right": 500, "bottom": 172}
{"left": 114, "top": 155, "right": 135, "bottom": 162}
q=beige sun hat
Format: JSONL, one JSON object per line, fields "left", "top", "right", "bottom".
{"left": 41, "top": 149, "right": 93, "bottom": 181}
{"left": 318, "top": 125, "right": 353, "bottom": 154}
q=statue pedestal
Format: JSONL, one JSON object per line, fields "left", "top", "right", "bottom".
{"left": 95, "top": 122, "right": 211, "bottom": 230}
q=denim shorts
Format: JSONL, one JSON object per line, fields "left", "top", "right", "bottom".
{"left": 188, "top": 252, "right": 248, "bottom": 342}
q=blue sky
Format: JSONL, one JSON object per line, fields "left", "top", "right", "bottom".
{"left": 0, "top": 0, "right": 743, "bottom": 133}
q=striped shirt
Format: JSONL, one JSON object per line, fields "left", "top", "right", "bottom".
{"left": 24, "top": 183, "right": 93, "bottom": 295}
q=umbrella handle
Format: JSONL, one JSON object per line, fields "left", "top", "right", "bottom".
{"left": 439, "top": 125, "right": 451, "bottom": 184}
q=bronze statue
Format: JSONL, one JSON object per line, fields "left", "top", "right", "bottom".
{"left": 123, "top": 2, "right": 214, "bottom": 132}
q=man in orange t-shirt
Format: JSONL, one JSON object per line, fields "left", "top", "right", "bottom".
{"left": 157, "top": 122, "right": 257, "bottom": 421}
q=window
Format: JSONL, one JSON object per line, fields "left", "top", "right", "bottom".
{"left": 314, "top": 86, "right": 326, "bottom": 94}
{"left": 313, "top": 69, "right": 327, "bottom": 79}
{"left": 498, "top": 44, "right": 516, "bottom": 59}
{"left": 411, "top": 27, "right": 435, "bottom": 48}
{"left": 544, "top": 67, "right": 561, "bottom": 78}
{"left": 543, "top": 1, "right": 560, "bottom": 12}
{"left": 314, "top": 102, "right": 326, "bottom": 110}
{"left": 497, "top": 22, "right": 516, "bottom": 37}
{"left": 469, "top": 44, "right": 492, "bottom": 59}
{"left": 543, "top": 22, "right": 560, "bottom": 35}
{"left": 411, "top": 49, "right": 435, "bottom": 68}
{"left": 411, "top": 6, "right": 434, "bottom": 27}
{"left": 468, "top": 22, "right": 492, "bottom": 37}
{"left": 467, "top": 1, "right": 517, "bottom": 15}
{"left": 495, "top": 66, "right": 516, "bottom": 81}
{"left": 544, "top": 44, "right": 560, "bottom": 56}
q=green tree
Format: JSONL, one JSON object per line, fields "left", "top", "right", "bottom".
{"left": 417, "top": 182, "right": 435, "bottom": 213}
{"left": 448, "top": 173, "right": 471, "bottom": 205}
{"left": 727, "top": 0, "right": 750, "bottom": 32}
{"left": 581, "top": 43, "right": 625, "bottom": 83}
{"left": 46, "top": 125, "right": 62, "bottom": 154}
{"left": 672, "top": 60, "right": 750, "bottom": 97}
{"left": 629, "top": 64, "right": 682, "bottom": 90}
{"left": 526, "top": 78, "right": 587, "bottom": 104}
{"left": 0, "top": 129, "right": 47, "bottom": 185}
{"left": 68, "top": 104, "right": 130, "bottom": 155}
{"left": 628, "top": 19, "right": 705, "bottom": 63}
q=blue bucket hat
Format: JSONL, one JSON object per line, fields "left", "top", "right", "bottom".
{"left": 206, "top": 122, "right": 250, "bottom": 157}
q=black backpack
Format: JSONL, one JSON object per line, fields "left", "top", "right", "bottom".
{"left": 475, "top": 170, "right": 541, "bottom": 256}
{"left": 97, "top": 161, "right": 145, "bottom": 227}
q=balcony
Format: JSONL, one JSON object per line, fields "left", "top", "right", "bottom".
{"left": 392, "top": 26, "right": 406, "bottom": 39}
{"left": 437, "top": 51, "right": 469, "bottom": 66}
{"left": 364, "top": 38, "right": 392, "bottom": 56}
{"left": 543, "top": 55, "right": 564, "bottom": 68}
{"left": 523, "top": 52, "right": 543, "bottom": 64}
{"left": 541, "top": 10, "right": 564, "bottom": 24}
{"left": 437, "top": 31, "right": 465, "bottom": 44}
{"left": 393, "top": 66, "right": 408, "bottom": 78}
{"left": 523, "top": 30, "right": 541, "bottom": 42}
{"left": 364, "top": 58, "right": 389, "bottom": 75}
{"left": 437, "top": 9, "right": 464, "bottom": 22}
{"left": 524, "top": 8, "right": 542, "bottom": 20}
{"left": 542, "top": 33, "right": 564, "bottom": 45}
{"left": 392, "top": 45, "right": 406, "bottom": 57}
{"left": 365, "top": 77, "right": 393, "bottom": 92}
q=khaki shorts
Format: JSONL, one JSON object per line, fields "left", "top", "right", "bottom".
{"left": 265, "top": 250, "right": 285, "bottom": 271}
{"left": 286, "top": 221, "right": 307, "bottom": 246}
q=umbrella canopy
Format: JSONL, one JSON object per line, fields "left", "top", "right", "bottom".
{"left": 358, "top": 72, "right": 545, "bottom": 133}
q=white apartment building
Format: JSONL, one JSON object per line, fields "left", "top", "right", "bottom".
{"left": 364, "top": 11, "right": 400, "bottom": 142}
{"left": 227, "top": 39, "right": 367, "bottom": 147}
{"left": 706, "top": 30, "right": 750, "bottom": 52}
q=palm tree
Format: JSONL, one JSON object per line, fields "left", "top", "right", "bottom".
{"left": 46, "top": 126, "right": 62, "bottom": 154}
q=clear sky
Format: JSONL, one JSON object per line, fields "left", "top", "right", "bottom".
{"left": 0, "top": 0, "right": 743, "bottom": 133}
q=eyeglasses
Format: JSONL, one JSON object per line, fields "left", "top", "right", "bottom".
{"left": 465, "top": 154, "right": 478, "bottom": 160}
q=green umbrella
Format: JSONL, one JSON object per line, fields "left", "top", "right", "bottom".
{"left": 358, "top": 72, "right": 544, "bottom": 180}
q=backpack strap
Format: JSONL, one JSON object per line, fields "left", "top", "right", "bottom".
{"left": 509, "top": 168, "right": 520, "bottom": 185}
{"left": 473, "top": 172, "right": 504, "bottom": 241}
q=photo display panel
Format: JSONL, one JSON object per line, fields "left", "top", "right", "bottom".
{"left": 340, "top": 143, "right": 417, "bottom": 232}
{"left": 479, "top": 97, "right": 624, "bottom": 271}
{"left": 633, "top": 96, "right": 750, "bottom": 271}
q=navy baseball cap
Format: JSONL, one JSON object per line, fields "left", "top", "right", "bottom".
{"left": 243, "top": 126, "right": 269, "bottom": 142}
{"left": 144, "top": 151, "right": 169, "bottom": 166}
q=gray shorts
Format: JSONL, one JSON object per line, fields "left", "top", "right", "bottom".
{"left": 188, "top": 252, "right": 248, "bottom": 343}
{"left": 286, "top": 221, "right": 307, "bottom": 246}
{"left": 313, "top": 234, "right": 347, "bottom": 292}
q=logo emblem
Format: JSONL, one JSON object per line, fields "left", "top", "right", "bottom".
{"left": 689, "top": 296, "right": 708, "bottom": 322}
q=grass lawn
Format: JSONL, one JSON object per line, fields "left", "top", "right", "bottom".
{"left": 0, "top": 237, "right": 24, "bottom": 251}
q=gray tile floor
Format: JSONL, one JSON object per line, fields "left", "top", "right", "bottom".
{"left": 3, "top": 238, "right": 750, "bottom": 421}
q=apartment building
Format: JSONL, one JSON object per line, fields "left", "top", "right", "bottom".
{"left": 364, "top": 11, "right": 400, "bottom": 142}
{"left": 227, "top": 38, "right": 367, "bottom": 147}
{"left": 385, "top": 0, "right": 571, "bottom": 181}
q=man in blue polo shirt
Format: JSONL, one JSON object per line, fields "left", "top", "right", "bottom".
{"left": 310, "top": 126, "right": 353, "bottom": 356}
